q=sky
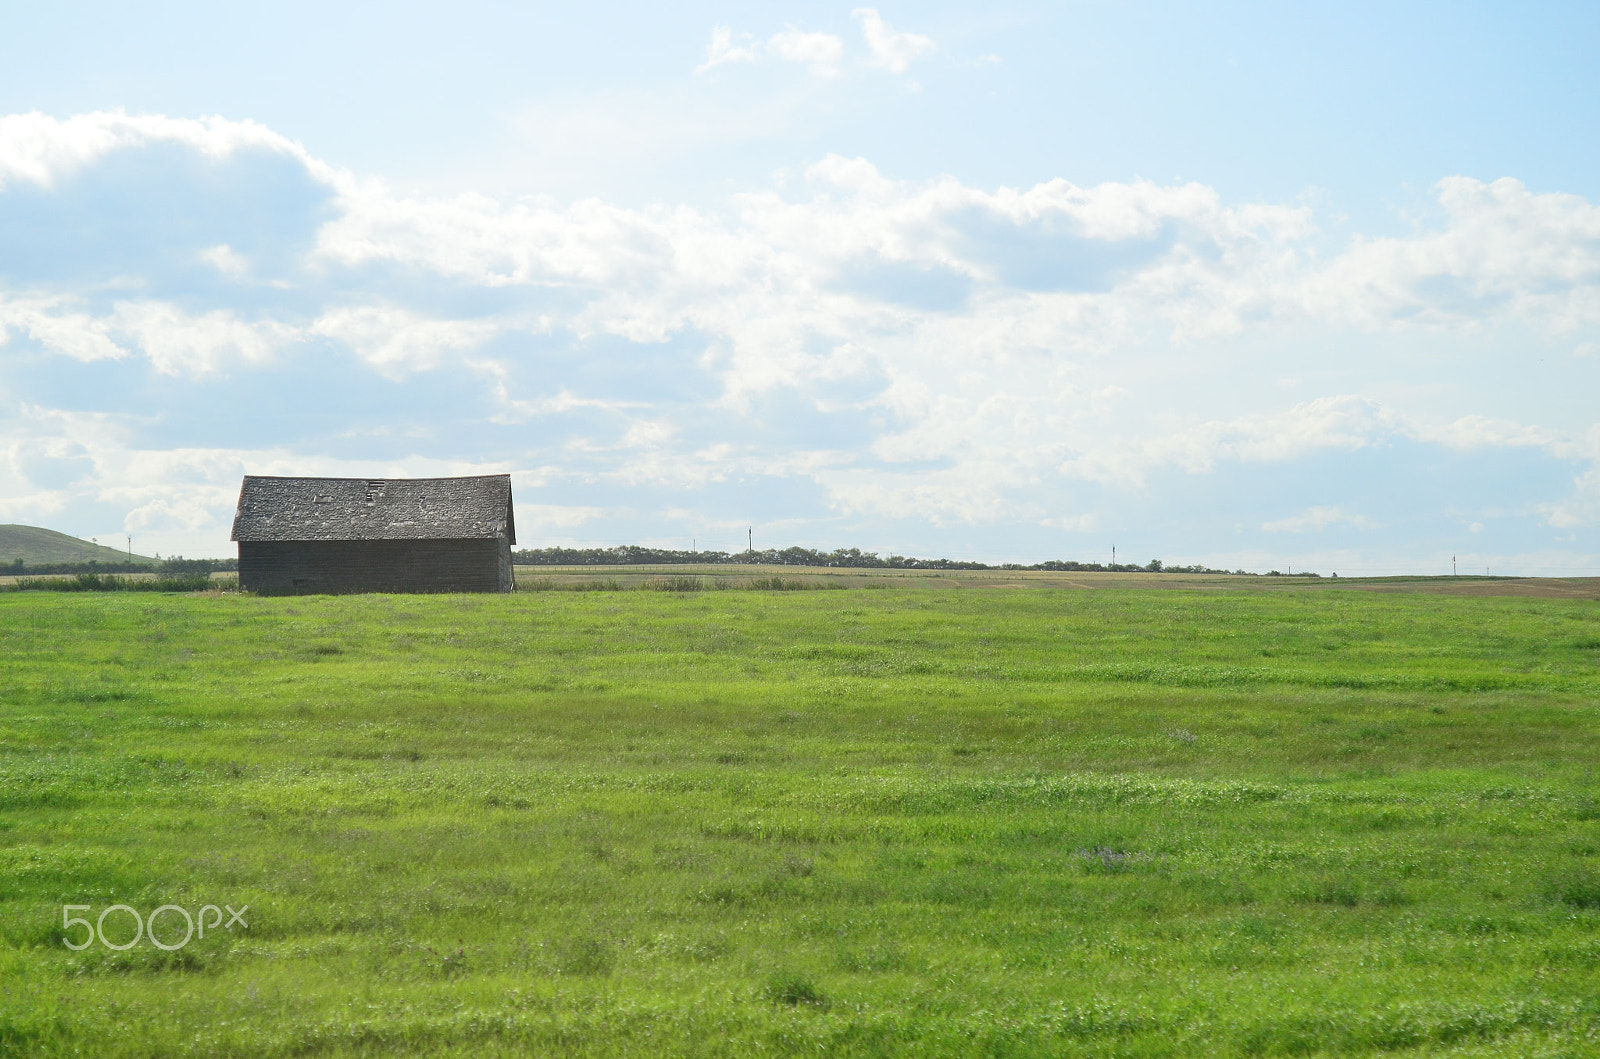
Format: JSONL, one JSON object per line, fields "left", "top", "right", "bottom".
{"left": 1, "top": 1, "right": 1598, "bottom": 574}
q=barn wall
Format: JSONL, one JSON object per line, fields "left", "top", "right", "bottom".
{"left": 239, "top": 539, "right": 511, "bottom": 595}
{"left": 498, "top": 538, "right": 513, "bottom": 591}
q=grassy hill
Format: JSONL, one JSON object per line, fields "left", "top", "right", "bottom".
{"left": 0, "top": 524, "right": 156, "bottom": 565}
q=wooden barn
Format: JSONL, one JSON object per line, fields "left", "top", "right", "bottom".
{"left": 230, "top": 475, "right": 516, "bottom": 595}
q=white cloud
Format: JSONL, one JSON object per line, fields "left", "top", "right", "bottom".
{"left": 486, "top": 376, "right": 648, "bottom": 424}
{"left": 200, "top": 244, "right": 250, "bottom": 277}
{"left": 0, "top": 110, "right": 336, "bottom": 190}
{"left": 110, "top": 302, "right": 290, "bottom": 375}
{"left": 853, "top": 9, "right": 936, "bottom": 73}
{"left": 3, "top": 296, "right": 292, "bottom": 375}
{"left": 1041, "top": 396, "right": 1405, "bottom": 487}
{"left": 516, "top": 503, "right": 610, "bottom": 529}
{"left": 1420, "top": 414, "right": 1581, "bottom": 459}
{"left": 0, "top": 296, "right": 124, "bottom": 362}
{"left": 1041, "top": 514, "right": 1097, "bottom": 532}
{"left": 1543, "top": 468, "right": 1600, "bottom": 529}
{"left": 695, "top": 27, "right": 762, "bottom": 75}
{"left": 310, "top": 306, "right": 500, "bottom": 377}
{"left": 768, "top": 28, "right": 845, "bottom": 77}
{"left": 1296, "top": 177, "right": 1600, "bottom": 330}
{"left": 288, "top": 151, "right": 1600, "bottom": 525}
{"left": 1262, "top": 506, "right": 1376, "bottom": 533}
{"left": 695, "top": 25, "right": 845, "bottom": 78}
{"left": 306, "top": 155, "right": 1600, "bottom": 388}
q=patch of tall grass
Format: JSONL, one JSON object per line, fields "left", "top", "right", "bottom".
{"left": 6, "top": 571, "right": 222, "bottom": 593}
{"left": 645, "top": 576, "right": 710, "bottom": 592}
{"left": 517, "top": 576, "right": 626, "bottom": 592}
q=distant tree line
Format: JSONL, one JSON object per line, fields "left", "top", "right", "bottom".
{"left": 3, "top": 556, "right": 238, "bottom": 576}
{"left": 5, "top": 547, "right": 1322, "bottom": 579}
{"left": 153, "top": 556, "right": 239, "bottom": 574}
{"left": 511, "top": 545, "right": 1317, "bottom": 576}
{"left": 512, "top": 545, "right": 989, "bottom": 569}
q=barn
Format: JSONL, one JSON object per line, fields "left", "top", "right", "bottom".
{"left": 230, "top": 474, "right": 516, "bottom": 595}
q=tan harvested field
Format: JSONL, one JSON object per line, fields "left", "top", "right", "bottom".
{"left": 512, "top": 563, "right": 1600, "bottom": 598}
{"left": 5, "top": 564, "right": 1593, "bottom": 599}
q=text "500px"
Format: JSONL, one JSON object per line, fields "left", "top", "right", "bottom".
{"left": 62, "top": 904, "right": 249, "bottom": 951}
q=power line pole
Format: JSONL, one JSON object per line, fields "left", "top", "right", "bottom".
{"left": 1453, "top": 554, "right": 1457, "bottom": 576}
{"left": 748, "top": 527, "right": 752, "bottom": 555}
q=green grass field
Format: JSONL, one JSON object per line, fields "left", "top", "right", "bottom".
{"left": 4, "top": 576, "right": 1600, "bottom": 1056}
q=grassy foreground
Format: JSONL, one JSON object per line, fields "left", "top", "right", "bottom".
{"left": 3, "top": 583, "right": 1600, "bottom": 1056}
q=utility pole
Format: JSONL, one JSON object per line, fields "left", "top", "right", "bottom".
{"left": 1453, "top": 555, "right": 1457, "bottom": 576}
{"left": 1111, "top": 545, "right": 1115, "bottom": 568}
{"left": 127, "top": 536, "right": 131, "bottom": 560}
{"left": 748, "top": 527, "right": 752, "bottom": 554}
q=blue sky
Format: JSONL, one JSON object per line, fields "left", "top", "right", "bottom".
{"left": 1, "top": 2, "right": 1598, "bottom": 573}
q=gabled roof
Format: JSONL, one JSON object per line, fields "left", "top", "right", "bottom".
{"left": 230, "top": 475, "right": 515, "bottom": 543}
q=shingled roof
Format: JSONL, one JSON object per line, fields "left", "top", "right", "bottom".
{"left": 231, "top": 475, "right": 515, "bottom": 543}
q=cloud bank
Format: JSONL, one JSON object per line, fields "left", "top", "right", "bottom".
{"left": 1, "top": 110, "right": 1597, "bottom": 572}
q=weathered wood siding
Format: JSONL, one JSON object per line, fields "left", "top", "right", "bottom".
{"left": 239, "top": 539, "right": 512, "bottom": 595}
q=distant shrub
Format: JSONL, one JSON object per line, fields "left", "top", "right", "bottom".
{"left": 1550, "top": 870, "right": 1600, "bottom": 909}
{"left": 1076, "top": 846, "right": 1149, "bottom": 874}
{"left": 552, "top": 936, "right": 614, "bottom": 977}
{"left": 1294, "top": 877, "right": 1362, "bottom": 907}
{"left": 764, "top": 973, "right": 828, "bottom": 1008}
